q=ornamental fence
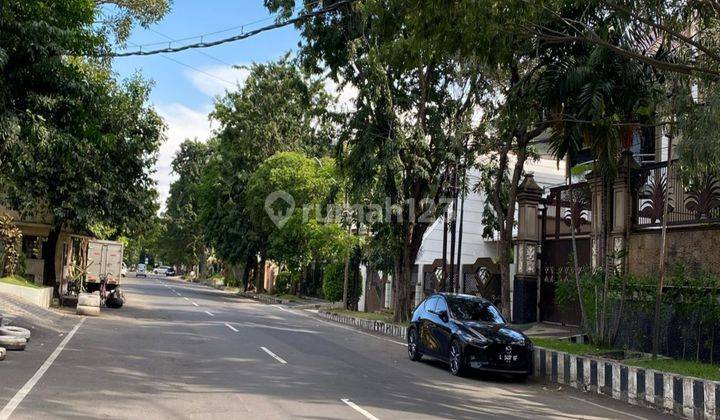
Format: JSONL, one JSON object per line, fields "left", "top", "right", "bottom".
{"left": 635, "top": 161, "right": 720, "bottom": 228}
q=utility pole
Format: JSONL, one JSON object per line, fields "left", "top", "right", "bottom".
{"left": 455, "top": 160, "right": 467, "bottom": 294}
{"left": 448, "top": 164, "right": 459, "bottom": 293}
{"left": 442, "top": 209, "right": 448, "bottom": 292}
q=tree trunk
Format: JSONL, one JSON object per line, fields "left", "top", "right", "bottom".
{"left": 42, "top": 225, "right": 62, "bottom": 297}
{"left": 392, "top": 245, "right": 416, "bottom": 323}
{"left": 599, "top": 177, "right": 613, "bottom": 344}
{"left": 569, "top": 178, "right": 589, "bottom": 333}
{"left": 498, "top": 235, "right": 512, "bottom": 319}
{"left": 652, "top": 147, "right": 673, "bottom": 357}
{"left": 241, "top": 260, "right": 252, "bottom": 292}
{"left": 198, "top": 245, "right": 207, "bottom": 279}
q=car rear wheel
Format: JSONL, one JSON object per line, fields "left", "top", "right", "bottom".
{"left": 407, "top": 328, "right": 422, "bottom": 361}
{"left": 449, "top": 340, "right": 467, "bottom": 376}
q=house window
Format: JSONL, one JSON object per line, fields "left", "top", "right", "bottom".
{"left": 21, "top": 236, "right": 44, "bottom": 259}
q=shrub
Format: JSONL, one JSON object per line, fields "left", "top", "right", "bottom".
{"left": 274, "top": 271, "right": 295, "bottom": 295}
{"left": 323, "top": 262, "right": 345, "bottom": 302}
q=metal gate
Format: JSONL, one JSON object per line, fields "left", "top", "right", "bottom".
{"left": 463, "top": 266, "right": 501, "bottom": 306}
{"left": 539, "top": 182, "right": 592, "bottom": 326}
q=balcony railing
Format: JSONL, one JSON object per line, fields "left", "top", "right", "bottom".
{"left": 634, "top": 161, "right": 720, "bottom": 228}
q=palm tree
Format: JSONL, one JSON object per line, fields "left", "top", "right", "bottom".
{"left": 540, "top": 41, "right": 662, "bottom": 345}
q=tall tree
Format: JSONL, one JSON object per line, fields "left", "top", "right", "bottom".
{"left": 1, "top": 0, "right": 168, "bottom": 292}
{"left": 266, "top": 0, "right": 486, "bottom": 321}
{"left": 199, "top": 56, "right": 337, "bottom": 290}
{"left": 245, "top": 152, "right": 349, "bottom": 293}
{"left": 163, "top": 139, "right": 212, "bottom": 275}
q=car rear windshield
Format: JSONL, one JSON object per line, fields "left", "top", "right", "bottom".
{"left": 447, "top": 297, "right": 505, "bottom": 323}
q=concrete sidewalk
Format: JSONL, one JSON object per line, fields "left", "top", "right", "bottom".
{"left": 0, "top": 292, "right": 70, "bottom": 331}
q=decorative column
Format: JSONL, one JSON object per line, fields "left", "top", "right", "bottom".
{"left": 513, "top": 174, "right": 542, "bottom": 323}
{"left": 586, "top": 170, "right": 605, "bottom": 270}
{"left": 610, "top": 151, "right": 638, "bottom": 274}
{"left": 383, "top": 272, "right": 393, "bottom": 309}
{"left": 358, "top": 265, "right": 367, "bottom": 312}
{"left": 415, "top": 264, "right": 424, "bottom": 308}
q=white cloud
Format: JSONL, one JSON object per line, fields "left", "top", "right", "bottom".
{"left": 186, "top": 65, "right": 250, "bottom": 98}
{"left": 153, "top": 103, "right": 217, "bottom": 210}
{"left": 324, "top": 78, "right": 358, "bottom": 113}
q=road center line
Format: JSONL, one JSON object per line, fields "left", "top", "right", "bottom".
{"left": 192, "top": 302, "right": 199, "bottom": 307}
{"left": 205, "top": 310, "right": 215, "bottom": 317}
{"left": 567, "top": 396, "right": 647, "bottom": 420}
{"left": 225, "top": 323, "right": 238, "bottom": 332}
{"left": 260, "top": 346, "right": 287, "bottom": 364}
{"left": 0, "top": 318, "right": 86, "bottom": 420}
{"left": 341, "top": 399, "right": 380, "bottom": 420}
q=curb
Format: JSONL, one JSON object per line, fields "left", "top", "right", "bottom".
{"left": 317, "top": 310, "right": 407, "bottom": 340}
{"left": 533, "top": 349, "right": 718, "bottom": 419}
{"left": 316, "top": 310, "right": 718, "bottom": 419}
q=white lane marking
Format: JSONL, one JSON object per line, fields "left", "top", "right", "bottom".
{"left": 341, "top": 399, "right": 380, "bottom": 420}
{"left": 205, "top": 311, "right": 215, "bottom": 317}
{"left": 270, "top": 305, "right": 406, "bottom": 347}
{"left": 0, "top": 318, "right": 86, "bottom": 420}
{"left": 567, "top": 396, "right": 648, "bottom": 420}
{"left": 192, "top": 302, "right": 199, "bottom": 307}
{"left": 225, "top": 323, "right": 238, "bottom": 332}
{"left": 183, "top": 297, "right": 190, "bottom": 301}
{"left": 260, "top": 346, "right": 287, "bottom": 364}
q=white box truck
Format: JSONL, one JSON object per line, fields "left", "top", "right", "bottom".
{"left": 86, "top": 239, "right": 125, "bottom": 308}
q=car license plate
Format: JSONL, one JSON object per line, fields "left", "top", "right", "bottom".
{"left": 499, "top": 354, "right": 518, "bottom": 362}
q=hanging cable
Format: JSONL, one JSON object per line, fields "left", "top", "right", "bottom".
{"left": 105, "top": 0, "right": 355, "bottom": 58}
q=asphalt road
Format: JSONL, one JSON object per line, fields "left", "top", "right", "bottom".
{"left": 0, "top": 274, "right": 674, "bottom": 419}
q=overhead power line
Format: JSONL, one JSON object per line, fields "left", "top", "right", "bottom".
{"left": 147, "top": 28, "right": 234, "bottom": 67}
{"left": 133, "top": 0, "right": 325, "bottom": 49}
{"left": 126, "top": 41, "right": 237, "bottom": 87}
{"left": 107, "top": 0, "right": 354, "bottom": 58}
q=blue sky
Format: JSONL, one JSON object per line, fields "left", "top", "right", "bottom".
{"left": 111, "top": 1, "right": 302, "bottom": 209}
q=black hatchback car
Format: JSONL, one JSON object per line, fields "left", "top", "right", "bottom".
{"left": 407, "top": 293, "right": 533, "bottom": 377}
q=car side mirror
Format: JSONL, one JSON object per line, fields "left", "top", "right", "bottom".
{"left": 438, "top": 310, "right": 449, "bottom": 323}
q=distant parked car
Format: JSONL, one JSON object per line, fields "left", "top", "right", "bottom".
{"left": 164, "top": 267, "right": 175, "bottom": 276}
{"left": 153, "top": 266, "right": 172, "bottom": 275}
{"left": 136, "top": 263, "right": 148, "bottom": 278}
{"left": 407, "top": 293, "right": 533, "bottom": 378}
{"left": 121, "top": 262, "right": 127, "bottom": 277}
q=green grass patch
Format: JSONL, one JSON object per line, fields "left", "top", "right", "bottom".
{"left": 532, "top": 337, "right": 610, "bottom": 355}
{"left": 0, "top": 275, "right": 41, "bottom": 289}
{"left": 625, "top": 358, "right": 720, "bottom": 382}
{"left": 274, "top": 293, "right": 305, "bottom": 302}
{"left": 325, "top": 308, "right": 410, "bottom": 327}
